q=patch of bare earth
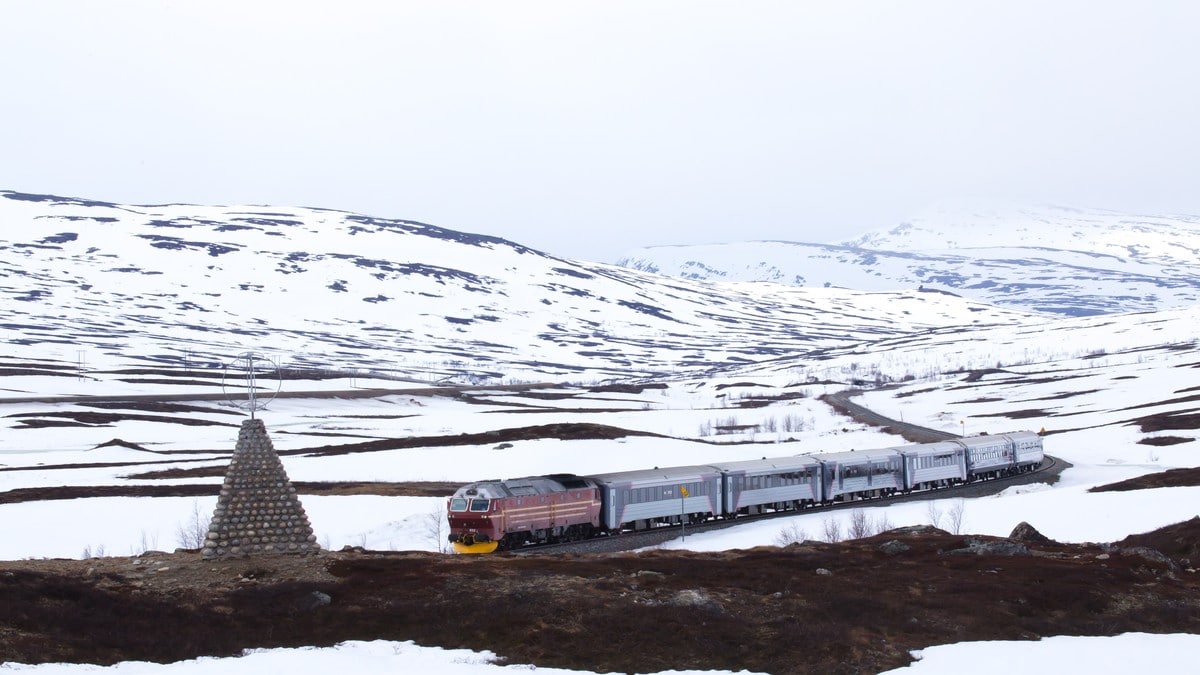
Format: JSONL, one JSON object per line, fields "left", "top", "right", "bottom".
{"left": 0, "top": 481, "right": 459, "bottom": 505}
{"left": 1138, "top": 435, "right": 1195, "bottom": 447}
{"left": 2, "top": 523, "right": 1199, "bottom": 675}
{"left": 1090, "top": 467, "right": 1200, "bottom": 493}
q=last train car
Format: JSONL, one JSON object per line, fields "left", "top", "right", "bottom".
{"left": 447, "top": 473, "right": 601, "bottom": 553}
{"left": 1004, "top": 430, "right": 1045, "bottom": 473}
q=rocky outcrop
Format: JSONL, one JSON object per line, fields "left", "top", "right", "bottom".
{"left": 1009, "top": 521, "right": 1055, "bottom": 544}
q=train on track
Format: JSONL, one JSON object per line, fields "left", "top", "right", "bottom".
{"left": 447, "top": 431, "right": 1044, "bottom": 553}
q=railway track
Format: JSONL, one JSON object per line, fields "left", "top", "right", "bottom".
{"left": 517, "top": 390, "right": 1065, "bottom": 556}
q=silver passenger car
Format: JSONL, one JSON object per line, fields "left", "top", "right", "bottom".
{"left": 588, "top": 465, "right": 723, "bottom": 531}
{"left": 897, "top": 441, "right": 967, "bottom": 490}
{"left": 814, "top": 448, "right": 904, "bottom": 502}
{"left": 1004, "top": 430, "right": 1044, "bottom": 471}
{"left": 707, "top": 455, "right": 824, "bottom": 516}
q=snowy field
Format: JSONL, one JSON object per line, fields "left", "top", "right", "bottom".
{"left": 4, "top": 632, "right": 1200, "bottom": 675}
{"left": 1, "top": 330, "right": 1198, "bottom": 673}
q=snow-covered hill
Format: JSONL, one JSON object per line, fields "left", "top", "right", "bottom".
{"left": 0, "top": 191, "right": 1027, "bottom": 384}
{"left": 616, "top": 204, "right": 1200, "bottom": 316}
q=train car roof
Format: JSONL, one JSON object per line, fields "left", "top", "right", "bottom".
{"left": 587, "top": 465, "right": 722, "bottom": 486}
{"left": 810, "top": 447, "right": 904, "bottom": 463}
{"left": 955, "top": 434, "right": 1014, "bottom": 448}
{"left": 705, "top": 455, "right": 822, "bottom": 473}
{"left": 1000, "top": 430, "right": 1042, "bottom": 441}
{"left": 895, "top": 441, "right": 966, "bottom": 457}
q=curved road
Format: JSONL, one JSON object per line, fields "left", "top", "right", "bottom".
{"left": 820, "top": 389, "right": 962, "bottom": 442}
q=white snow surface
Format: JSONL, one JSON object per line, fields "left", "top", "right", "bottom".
{"left": 847, "top": 202, "right": 1200, "bottom": 260}
{"left": 6, "top": 633, "right": 1200, "bottom": 675}
{"left": 615, "top": 203, "right": 1200, "bottom": 315}
{"left": 2, "top": 193, "right": 1199, "bottom": 673}
{"left": 2, "top": 322, "right": 1199, "bottom": 672}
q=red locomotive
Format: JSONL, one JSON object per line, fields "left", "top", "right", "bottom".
{"left": 447, "top": 473, "right": 601, "bottom": 553}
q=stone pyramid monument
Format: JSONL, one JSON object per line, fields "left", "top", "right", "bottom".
{"left": 202, "top": 417, "right": 320, "bottom": 559}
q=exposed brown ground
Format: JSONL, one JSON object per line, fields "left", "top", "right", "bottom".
{"left": 1, "top": 519, "right": 1198, "bottom": 675}
{"left": 1089, "top": 467, "right": 1200, "bottom": 493}
{"left": 0, "top": 481, "right": 458, "bottom": 505}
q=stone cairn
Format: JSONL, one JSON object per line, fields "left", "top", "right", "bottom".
{"left": 202, "top": 417, "right": 320, "bottom": 559}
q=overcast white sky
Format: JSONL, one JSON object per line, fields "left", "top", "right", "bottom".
{"left": 3, "top": 1, "right": 1198, "bottom": 261}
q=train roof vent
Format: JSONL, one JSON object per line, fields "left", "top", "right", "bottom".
{"left": 547, "top": 473, "right": 589, "bottom": 489}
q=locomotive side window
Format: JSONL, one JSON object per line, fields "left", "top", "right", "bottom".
{"left": 469, "top": 499, "right": 490, "bottom": 512}
{"left": 449, "top": 498, "right": 468, "bottom": 512}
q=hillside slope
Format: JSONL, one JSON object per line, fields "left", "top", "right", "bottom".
{"left": 0, "top": 191, "right": 1026, "bottom": 383}
{"left": 616, "top": 204, "right": 1200, "bottom": 316}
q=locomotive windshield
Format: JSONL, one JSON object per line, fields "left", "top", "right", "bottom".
{"left": 449, "top": 497, "right": 492, "bottom": 513}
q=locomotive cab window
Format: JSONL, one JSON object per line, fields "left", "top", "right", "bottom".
{"left": 469, "top": 499, "right": 490, "bottom": 512}
{"left": 449, "top": 498, "right": 468, "bottom": 512}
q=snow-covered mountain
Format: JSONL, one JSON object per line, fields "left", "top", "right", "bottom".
{"left": 0, "top": 191, "right": 1030, "bottom": 384}
{"left": 615, "top": 204, "right": 1200, "bottom": 316}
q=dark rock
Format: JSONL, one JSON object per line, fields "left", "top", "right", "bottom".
{"left": 884, "top": 525, "right": 949, "bottom": 537}
{"left": 1120, "top": 546, "right": 1180, "bottom": 573}
{"left": 669, "top": 589, "right": 723, "bottom": 613}
{"left": 1009, "top": 521, "right": 1054, "bottom": 544}
{"left": 942, "top": 539, "right": 1030, "bottom": 557}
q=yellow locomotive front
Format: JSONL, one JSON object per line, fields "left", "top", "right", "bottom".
{"left": 447, "top": 482, "right": 505, "bottom": 553}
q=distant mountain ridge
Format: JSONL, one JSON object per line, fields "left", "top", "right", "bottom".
{"left": 0, "top": 191, "right": 1028, "bottom": 384}
{"left": 615, "top": 204, "right": 1200, "bottom": 316}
